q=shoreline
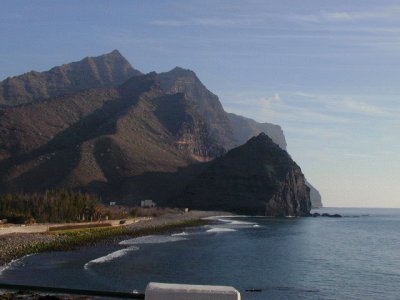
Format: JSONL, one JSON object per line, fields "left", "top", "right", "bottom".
{"left": 0, "top": 210, "right": 227, "bottom": 268}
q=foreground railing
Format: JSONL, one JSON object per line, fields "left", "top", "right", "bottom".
{"left": 0, "top": 282, "right": 242, "bottom": 299}
{"left": 0, "top": 283, "right": 145, "bottom": 299}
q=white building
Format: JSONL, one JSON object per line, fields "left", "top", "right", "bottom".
{"left": 141, "top": 199, "right": 156, "bottom": 208}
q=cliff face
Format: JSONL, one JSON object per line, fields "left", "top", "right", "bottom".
{"left": 158, "top": 67, "right": 236, "bottom": 150}
{"left": 266, "top": 168, "right": 311, "bottom": 216}
{"left": 306, "top": 181, "right": 323, "bottom": 208}
{"left": 227, "top": 113, "right": 322, "bottom": 208}
{"left": 0, "top": 50, "right": 141, "bottom": 106}
{"left": 173, "top": 133, "right": 311, "bottom": 216}
{"left": 227, "top": 113, "right": 287, "bottom": 150}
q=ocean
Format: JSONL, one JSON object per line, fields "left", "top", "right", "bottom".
{"left": 1, "top": 207, "right": 400, "bottom": 299}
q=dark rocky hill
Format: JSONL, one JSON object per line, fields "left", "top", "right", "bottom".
{"left": 172, "top": 133, "right": 311, "bottom": 216}
{"left": 227, "top": 113, "right": 322, "bottom": 207}
{"left": 0, "top": 50, "right": 141, "bottom": 106}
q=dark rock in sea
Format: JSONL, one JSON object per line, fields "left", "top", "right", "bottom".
{"left": 312, "top": 213, "right": 321, "bottom": 217}
{"left": 321, "top": 213, "right": 342, "bottom": 218}
{"left": 172, "top": 133, "right": 311, "bottom": 216}
{"left": 331, "top": 214, "right": 342, "bottom": 218}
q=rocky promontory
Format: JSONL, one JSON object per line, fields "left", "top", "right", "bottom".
{"left": 173, "top": 133, "right": 311, "bottom": 216}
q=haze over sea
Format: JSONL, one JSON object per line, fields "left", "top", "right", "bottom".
{"left": 1, "top": 208, "right": 399, "bottom": 300}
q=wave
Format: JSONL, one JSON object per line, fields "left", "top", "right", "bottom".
{"left": 84, "top": 246, "right": 139, "bottom": 269}
{"left": 229, "top": 220, "right": 257, "bottom": 225}
{"left": 206, "top": 228, "right": 237, "bottom": 233}
{"left": 119, "top": 235, "right": 187, "bottom": 246}
{"left": 0, "top": 254, "right": 34, "bottom": 276}
{"left": 171, "top": 232, "right": 188, "bottom": 236}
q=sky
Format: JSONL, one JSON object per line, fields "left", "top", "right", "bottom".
{"left": 1, "top": 0, "right": 400, "bottom": 208}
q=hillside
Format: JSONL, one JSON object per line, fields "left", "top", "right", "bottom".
{"left": 0, "top": 73, "right": 223, "bottom": 203}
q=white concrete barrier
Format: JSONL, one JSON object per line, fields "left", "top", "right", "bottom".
{"left": 145, "top": 282, "right": 241, "bottom": 300}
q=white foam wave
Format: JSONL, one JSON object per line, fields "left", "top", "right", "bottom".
{"left": 119, "top": 235, "right": 187, "bottom": 246}
{"left": 171, "top": 232, "right": 188, "bottom": 236}
{"left": 217, "top": 218, "right": 234, "bottom": 223}
{"left": 0, "top": 263, "right": 11, "bottom": 276}
{"left": 84, "top": 246, "right": 139, "bottom": 269}
{"left": 0, "top": 254, "right": 34, "bottom": 276}
{"left": 206, "top": 228, "right": 237, "bottom": 233}
{"left": 253, "top": 224, "right": 261, "bottom": 228}
{"left": 229, "top": 220, "right": 256, "bottom": 225}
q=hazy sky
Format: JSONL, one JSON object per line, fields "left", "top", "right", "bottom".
{"left": 1, "top": 0, "right": 400, "bottom": 208}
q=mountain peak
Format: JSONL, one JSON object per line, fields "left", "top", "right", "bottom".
{"left": 168, "top": 66, "right": 196, "bottom": 77}
{"left": 247, "top": 132, "right": 275, "bottom": 146}
{"left": 0, "top": 51, "right": 142, "bottom": 106}
{"left": 109, "top": 49, "right": 122, "bottom": 56}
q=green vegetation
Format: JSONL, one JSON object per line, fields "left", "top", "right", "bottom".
{"left": 9, "top": 219, "right": 209, "bottom": 261}
{"left": 0, "top": 190, "right": 99, "bottom": 224}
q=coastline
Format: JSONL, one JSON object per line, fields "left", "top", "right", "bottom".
{"left": 0, "top": 210, "right": 227, "bottom": 268}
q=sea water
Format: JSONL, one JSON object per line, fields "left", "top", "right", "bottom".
{"left": 1, "top": 208, "right": 400, "bottom": 299}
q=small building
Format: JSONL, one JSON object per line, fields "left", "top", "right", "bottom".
{"left": 109, "top": 201, "right": 116, "bottom": 206}
{"left": 141, "top": 200, "right": 156, "bottom": 208}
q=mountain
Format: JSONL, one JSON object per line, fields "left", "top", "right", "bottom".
{"left": 0, "top": 73, "right": 224, "bottom": 203}
{"left": 0, "top": 50, "right": 319, "bottom": 215}
{"left": 227, "top": 113, "right": 287, "bottom": 150}
{"left": 158, "top": 67, "right": 236, "bottom": 150}
{"left": 0, "top": 50, "right": 141, "bottom": 106}
{"left": 172, "top": 133, "right": 311, "bottom": 216}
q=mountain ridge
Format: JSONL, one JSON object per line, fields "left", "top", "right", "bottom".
{"left": 0, "top": 50, "right": 321, "bottom": 214}
{"left": 0, "top": 50, "right": 141, "bottom": 106}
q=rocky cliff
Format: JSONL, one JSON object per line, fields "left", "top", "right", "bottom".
{"left": 158, "top": 67, "right": 236, "bottom": 150}
{"left": 306, "top": 180, "right": 323, "bottom": 208}
{"left": 172, "top": 133, "right": 311, "bottom": 216}
{"left": 228, "top": 113, "right": 287, "bottom": 150}
{"left": 0, "top": 50, "right": 141, "bottom": 106}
